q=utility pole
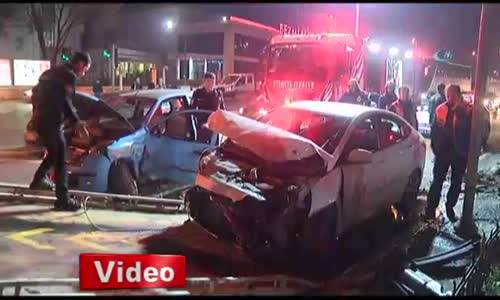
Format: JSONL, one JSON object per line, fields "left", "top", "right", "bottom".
{"left": 456, "top": 3, "right": 490, "bottom": 239}
{"left": 355, "top": 3, "right": 360, "bottom": 37}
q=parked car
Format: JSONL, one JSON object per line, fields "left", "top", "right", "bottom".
{"left": 185, "top": 102, "right": 426, "bottom": 259}
{"left": 27, "top": 89, "right": 223, "bottom": 195}
{"left": 217, "top": 73, "right": 256, "bottom": 96}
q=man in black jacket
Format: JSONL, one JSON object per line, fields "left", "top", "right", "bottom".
{"left": 191, "top": 72, "right": 226, "bottom": 111}
{"left": 338, "top": 79, "right": 368, "bottom": 105}
{"left": 29, "top": 52, "right": 91, "bottom": 211}
{"left": 428, "top": 83, "right": 446, "bottom": 124}
{"left": 378, "top": 81, "right": 398, "bottom": 110}
{"left": 191, "top": 72, "right": 225, "bottom": 143}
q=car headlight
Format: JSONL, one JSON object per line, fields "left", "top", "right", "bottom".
{"left": 239, "top": 107, "right": 245, "bottom": 114}
{"left": 258, "top": 109, "right": 268, "bottom": 116}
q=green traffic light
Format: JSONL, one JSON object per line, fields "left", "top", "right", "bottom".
{"left": 103, "top": 50, "right": 111, "bottom": 58}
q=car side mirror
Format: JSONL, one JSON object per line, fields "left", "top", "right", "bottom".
{"left": 347, "top": 148, "right": 373, "bottom": 164}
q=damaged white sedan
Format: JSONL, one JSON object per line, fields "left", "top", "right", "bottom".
{"left": 184, "top": 101, "right": 426, "bottom": 259}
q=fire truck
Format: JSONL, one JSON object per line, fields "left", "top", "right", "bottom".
{"left": 239, "top": 33, "right": 365, "bottom": 118}
{"left": 239, "top": 32, "right": 424, "bottom": 119}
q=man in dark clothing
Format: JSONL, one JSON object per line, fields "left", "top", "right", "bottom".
{"left": 389, "top": 86, "right": 419, "bottom": 130}
{"left": 378, "top": 81, "right": 398, "bottom": 110}
{"left": 191, "top": 72, "right": 226, "bottom": 111}
{"left": 426, "top": 85, "right": 472, "bottom": 222}
{"left": 428, "top": 83, "right": 446, "bottom": 124}
{"left": 92, "top": 79, "right": 103, "bottom": 98}
{"left": 29, "top": 52, "right": 91, "bottom": 211}
{"left": 191, "top": 72, "right": 225, "bottom": 143}
{"left": 338, "top": 79, "right": 368, "bottom": 105}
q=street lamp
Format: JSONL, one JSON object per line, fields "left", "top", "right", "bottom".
{"left": 404, "top": 50, "right": 413, "bottom": 59}
{"left": 389, "top": 47, "right": 399, "bottom": 57}
{"left": 368, "top": 42, "right": 381, "bottom": 53}
{"left": 164, "top": 19, "right": 175, "bottom": 31}
{"left": 222, "top": 16, "right": 228, "bottom": 23}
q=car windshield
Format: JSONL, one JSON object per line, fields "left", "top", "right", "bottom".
{"left": 221, "top": 75, "right": 240, "bottom": 85}
{"left": 259, "top": 107, "right": 351, "bottom": 150}
{"left": 267, "top": 44, "right": 345, "bottom": 82}
{"left": 104, "top": 96, "right": 156, "bottom": 127}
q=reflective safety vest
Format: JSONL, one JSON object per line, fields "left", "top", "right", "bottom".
{"left": 431, "top": 101, "right": 472, "bottom": 157}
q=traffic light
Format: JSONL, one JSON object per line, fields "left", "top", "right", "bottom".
{"left": 103, "top": 49, "right": 111, "bottom": 59}
{"left": 61, "top": 47, "right": 71, "bottom": 62}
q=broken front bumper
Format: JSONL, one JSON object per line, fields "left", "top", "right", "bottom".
{"left": 186, "top": 174, "right": 312, "bottom": 254}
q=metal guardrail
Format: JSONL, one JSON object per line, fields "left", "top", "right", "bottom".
{"left": 0, "top": 276, "right": 318, "bottom": 296}
{"left": 0, "top": 182, "right": 186, "bottom": 214}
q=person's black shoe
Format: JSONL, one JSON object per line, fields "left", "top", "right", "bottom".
{"left": 446, "top": 205, "right": 458, "bottom": 223}
{"left": 54, "top": 200, "right": 81, "bottom": 212}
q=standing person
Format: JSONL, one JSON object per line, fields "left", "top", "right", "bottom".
{"left": 148, "top": 81, "right": 156, "bottom": 89}
{"left": 191, "top": 72, "right": 226, "bottom": 111}
{"left": 92, "top": 79, "right": 103, "bottom": 98}
{"left": 131, "top": 77, "right": 142, "bottom": 90}
{"left": 425, "top": 85, "right": 472, "bottom": 222}
{"left": 191, "top": 72, "right": 225, "bottom": 143}
{"left": 29, "top": 52, "right": 91, "bottom": 211}
{"left": 378, "top": 81, "right": 398, "bottom": 110}
{"left": 389, "top": 86, "right": 419, "bottom": 130}
{"left": 338, "top": 79, "right": 368, "bottom": 105}
{"left": 428, "top": 83, "right": 446, "bottom": 124}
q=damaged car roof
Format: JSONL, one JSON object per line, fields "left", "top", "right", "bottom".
{"left": 285, "top": 101, "right": 375, "bottom": 118}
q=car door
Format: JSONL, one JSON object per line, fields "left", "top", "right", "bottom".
{"left": 337, "top": 116, "right": 386, "bottom": 231}
{"left": 376, "top": 115, "right": 413, "bottom": 206}
{"left": 141, "top": 110, "right": 218, "bottom": 185}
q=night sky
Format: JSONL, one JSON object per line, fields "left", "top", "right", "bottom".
{"left": 123, "top": 3, "right": 499, "bottom": 67}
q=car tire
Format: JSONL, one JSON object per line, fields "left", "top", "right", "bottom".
{"left": 108, "top": 160, "right": 139, "bottom": 206}
{"left": 398, "top": 169, "right": 422, "bottom": 221}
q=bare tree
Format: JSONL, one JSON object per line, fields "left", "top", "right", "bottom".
{"left": 27, "top": 3, "right": 97, "bottom": 65}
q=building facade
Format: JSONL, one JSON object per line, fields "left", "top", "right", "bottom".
{"left": 173, "top": 16, "right": 278, "bottom": 84}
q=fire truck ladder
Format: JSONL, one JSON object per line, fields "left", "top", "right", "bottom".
{"left": 318, "top": 43, "right": 366, "bottom": 102}
{"left": 0, "top": 276, "right": 318, "bottom": 296}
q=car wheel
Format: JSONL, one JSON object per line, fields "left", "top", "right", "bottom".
{"left": 108, "top": 160, "right": 139, "bottom": 206}
{"left": 398, "top": 169, "right": 422, "bottom": 221}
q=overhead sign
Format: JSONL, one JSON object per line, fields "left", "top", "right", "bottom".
{"left": 13, "top": 59, "right": 51, "bottom": 86}
{"left": 434, "top": 49, "right": 455, "bottom": 62}
{"left": 0, "top": 59, "right": 12, "bottom": 86}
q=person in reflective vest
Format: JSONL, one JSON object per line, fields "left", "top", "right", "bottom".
{"left": 426, "top": 85, "right": 472, "bottom": 222}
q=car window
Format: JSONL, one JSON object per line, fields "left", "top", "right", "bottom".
{"left": 148, "top": 96, "right": 188, "bottom": 129}
{"left": 344, "top": 118, "right": 379, "bottom": 154}
{"left": 152, "top": 111, "right": 215, "bottom": 144}
{"left": 236, "top": 78, "right": 245, "bottom": 86}
{"left": 378, "top": 117, "right": 405, "bottom": 148}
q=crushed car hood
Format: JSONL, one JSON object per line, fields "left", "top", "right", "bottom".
{"left": 73, "top": 92, "right": 134, "bottom": 130}
{"left": 207, "top": 110, "right": 335, "bottom": 170}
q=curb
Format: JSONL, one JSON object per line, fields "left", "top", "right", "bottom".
{"left": 0, "top": 145, "right": 45, "bottom": 159}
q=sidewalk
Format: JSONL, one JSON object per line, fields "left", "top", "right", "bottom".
{"left": 0, "top": 101, "right": 44, "bottom": 159}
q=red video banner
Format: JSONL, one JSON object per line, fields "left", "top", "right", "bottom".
{"left": 79, "top": 254, "right": 186, "bottom": 290}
